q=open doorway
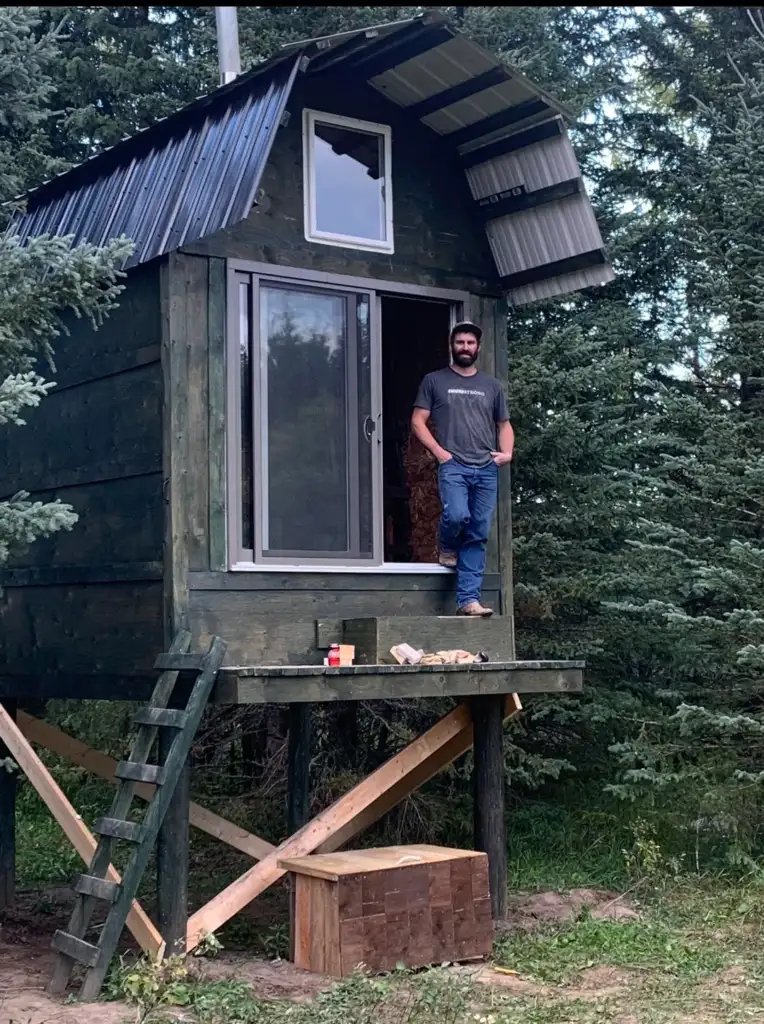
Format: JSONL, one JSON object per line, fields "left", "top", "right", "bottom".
{"left": 380, "top": 294, "right": 454, "bottom": 564}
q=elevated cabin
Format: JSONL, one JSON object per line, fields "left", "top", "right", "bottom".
{"left": 0, "top": 15, "right": 613, "bottom": 951}
{"left": 0, "top": 15, "right": 609, "bottom": 704}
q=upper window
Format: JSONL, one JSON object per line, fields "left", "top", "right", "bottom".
{"left": 302, "top": 109, "right": 393, "bottom": 254}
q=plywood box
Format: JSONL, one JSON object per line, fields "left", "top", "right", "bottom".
{"left": 343, "top": 616, "right": 513, "bottom": 664}
{"left": 279, "top": 845, "right": 493, "bottom": 977}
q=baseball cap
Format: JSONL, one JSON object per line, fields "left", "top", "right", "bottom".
{"left": 450, "top": 320, "right": 482, "bottom": 343}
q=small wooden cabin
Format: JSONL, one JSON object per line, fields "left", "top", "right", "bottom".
{"left": 0, "top": 14, "right": 611, "bottom": 704}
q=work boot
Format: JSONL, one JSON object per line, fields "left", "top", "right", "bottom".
{"left": 438, "top": 550, "right": 457, "bottom": 568}
{"left": 457, "top": 601, "right": 493, "bottom": 617}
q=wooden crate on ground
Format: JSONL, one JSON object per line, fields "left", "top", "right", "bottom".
{"left": 279, "top": 845, "right": 493, "bottom": 977}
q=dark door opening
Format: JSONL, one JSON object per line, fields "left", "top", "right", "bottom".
{"left": 381, "top": 294, "right": 453, "bottom": 563}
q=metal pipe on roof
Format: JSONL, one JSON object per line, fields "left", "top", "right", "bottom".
{"left": 215, "top": 7, "right": 241, "bottom": 85}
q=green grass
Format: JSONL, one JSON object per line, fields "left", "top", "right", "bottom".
{"left": 12, "top": 757, "right": 764, "bottom": 1021}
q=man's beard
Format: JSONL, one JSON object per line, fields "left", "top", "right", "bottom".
{"left": 452, "top": 347, "right": 478, "bottom": 367}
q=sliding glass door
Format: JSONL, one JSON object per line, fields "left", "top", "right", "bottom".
{"left": 231, "top": 272, "right": 380, "bottom": 565}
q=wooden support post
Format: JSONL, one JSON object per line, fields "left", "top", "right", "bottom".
{"left": 157, "top": 723, "right": 189, "bottom": 955}
{"left": 287, "top": 703, "right": 311, "bottom": 962}
{"left": 0, "top": 700, "right": 17, "bottom": 910}
{"left": 472, "top": 694, "right": 507, "bottom": 921}
{"left": 287, "top": 704, "right": 311, "bottom": 834}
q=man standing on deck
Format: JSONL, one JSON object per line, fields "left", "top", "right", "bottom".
{"left": 411, "top": 321, "right": 514, "bottom": 617}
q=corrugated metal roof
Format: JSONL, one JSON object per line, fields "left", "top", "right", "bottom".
{"left": 11, "top": 54, "right": 302, "bottom": 269}
{"left": 11, "top": 13, "right": 614, "bottom": 304}
{"left": 298, "top": 15, "right": 614, "bottom": 305}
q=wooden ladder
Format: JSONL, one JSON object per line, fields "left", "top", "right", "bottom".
{"left": 47, "top": 630, "right": 227, "bottom": 1001}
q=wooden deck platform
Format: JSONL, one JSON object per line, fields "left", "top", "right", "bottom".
{"left": 213, "top": 660, "right": 584, "bottom": 703}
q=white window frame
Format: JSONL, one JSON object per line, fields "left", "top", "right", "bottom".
{"left": 302, "top": 108, "right": 394, "bottom": 255}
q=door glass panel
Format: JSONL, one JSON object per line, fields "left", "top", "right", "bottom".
{"left": 259, "top": 284, "right": 374, "bottom": 559}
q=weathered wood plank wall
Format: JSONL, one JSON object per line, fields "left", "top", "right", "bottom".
{"left": 0, "top": 264, "right": 165, "bottom": 694}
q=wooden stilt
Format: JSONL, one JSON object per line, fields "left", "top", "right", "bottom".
{"left": 472, "top": 694, "right": 507, "bottom": 921}
{"left": 287, "top": 704, "right": 311, "bottom": 834}
{"left": 0, "top": 700, "right": 17, "bottom": 910}
{"left": 157, "top": 721, "right": 189, "bottom": 954}
{"left": 287, "top": 703, "right": 311, "bottom": 961}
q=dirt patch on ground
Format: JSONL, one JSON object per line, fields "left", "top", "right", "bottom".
{"left": 564, "top": 964, "right": 639, "bottom": 1001}
{"left": 192, "top": 954, "right": 334, "bottom": 1002}
{"left": 448, "top": 962, "right": 551, "bottom": 998}
{"left": 499, "top": 888, "right": 640, "bottom": 932}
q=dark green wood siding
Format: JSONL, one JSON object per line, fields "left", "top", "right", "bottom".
{"left": 0, "top": 263, "right": 165, "bottom": 689}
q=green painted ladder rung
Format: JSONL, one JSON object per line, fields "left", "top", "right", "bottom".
{"left": 93, "top": 817, "right": 144, "bottom": 843}
{"left": 114, "top": 760, "right": 165, "bottom": 785}
{"left": 52, "top": 930, "right": 100, "bottom": 967}
{"left": 133, "top": 707, "right": 188, "bottom": 729}
{"left": 74, "top": 874, "right": 120, "bottom": 902}
{"left": 154, "top": 652, "right": 206, "bottom": 672}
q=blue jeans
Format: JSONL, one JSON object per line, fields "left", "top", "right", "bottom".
{"left": 438, "top": 459, "right": 499, "bottom": 608}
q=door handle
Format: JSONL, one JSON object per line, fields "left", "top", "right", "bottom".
{"left": 363, "top": 415, "right": 375, "bottom": 442}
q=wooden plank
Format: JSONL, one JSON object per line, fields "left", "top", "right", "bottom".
{"left": 1, "top": 475, "right": 164, "bottom": 573}
{"left": 0, "top": 700, "right": 17, "bottom": 909}
{"left": 74, "top": 874, "right": 120, "bottom": 902}
{"left": 0, "top": 362, "right": 162, "bottom": 497}
{"left": 114, "top": 761, "right": 165, "bottom": 785}
{"left": 0, "top": 582, "right": 164, "bottom": 679}
{"left": 493, "top": 296, "right": 514, "bottom": 629}
{"left": 0, "top": 705, "right": 163, "bottom": 955}
{"left": 51, "top": 931, "right": 100, "bottom": 967}
{"left": 94, "top": 818, "right": 144, "bottom": 843}
{"left": 219, "top": 666, "right": 581, "bottom": 704}
{"left": 342, "top": 615, "right": 515, "bottom": 664}
{"left": 162, "top": 254, "right": 191, "bottom": 637}
{"left": 154, "top": 653, "right": 207, "bottom": 672}
{"left": 183, "top": 254, "right": 210, "bottom": 572}
{"left": 185, "top": 695, "right": 521, "bottom": 951}
{"left": 208, "top": 256, "right": 228, "bottom": 571}
{"left": 474, "top": 294, "right": 500, "bottom": 576}
{"left": 0, "top": 561, "right": 164, "bottom": 588}
{"left": 16, "top": 711, "right": 275, "bottom": 861}
{"left": 188, "top": 571, "right": 502, "bottom": 592}
{"left": 133, "top": 707, "right": 187, "bottom": 728}
{"left": 472, "top": 695, "right": 507, "bottom": 920}
{"left": 280, "top": 844, "right": 485, "bottom": 881}
{"left": 187, "top": 589, "right": 502, "bottom": 666}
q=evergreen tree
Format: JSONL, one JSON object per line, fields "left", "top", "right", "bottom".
{"left": 0, "top": 8, "right": 132, "bottom": 565}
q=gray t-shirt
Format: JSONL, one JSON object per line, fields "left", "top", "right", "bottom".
{"left": 414, "top": 367, "right": 510, "bottom": 467}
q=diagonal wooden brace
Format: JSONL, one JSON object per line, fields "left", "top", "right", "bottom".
{"left": 186, "top": 693, "right": 521, "bottom": 951}
{"left": 16, "top": 711, "right": 275, "bottom": 862}
{"left": 0, "top": 704, "right": 164, "bottom": 956}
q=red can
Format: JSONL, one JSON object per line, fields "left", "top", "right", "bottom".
{"left": 327, "top": 643, "right": 340, "bottom": 667}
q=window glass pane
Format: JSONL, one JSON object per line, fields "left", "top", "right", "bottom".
{"left": 261, "top": 285, "right": 350, "bottom": 554}
{"left": 313, "top": 121, "right": 386, "bottom": 242}
{"left": 239, "top": 281, "right": 254, "bottom": 552}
